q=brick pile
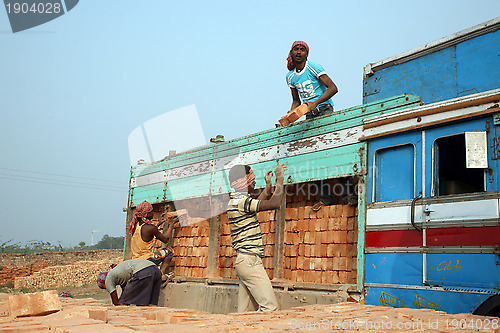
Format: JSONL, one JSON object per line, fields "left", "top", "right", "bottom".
{"left": 0, "top": 250, "right": 122, "bottom": 285}
{"left": 219, "top": 213, "right": 236, "bottom": 279}
{"left": 257, "top": 210, "right": 276, "bottom": 279}
{"left": 283, "top": 184, "right": 358, "bottom": 284}
{"left": 1, "top": 293, "right": 498, "bottom": 332}
{"left": 0, "top": 263, "right": 49, "bottom": 285}
{"left": 170, "top": 220, "right": 210, "bottom": 278}
{"left": 13, "top": 257, "right": 122, "bottom": 290}
{"left": 158, "top": 180, "right": 358, "bottom": 285}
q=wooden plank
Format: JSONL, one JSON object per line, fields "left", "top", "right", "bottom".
{"left": 131, "top": 95, "right": 421, "bottom": 177}
{"left": 207, "top": 195, "right": 223, "bottom": 277}
{"left": 130, "top": 143, "right": 365, "bottom": 204}
{"left": 273, "top": 191, "right": 286, "bottom": 280}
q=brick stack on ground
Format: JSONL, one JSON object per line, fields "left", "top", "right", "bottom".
{"left": 1, "top": 292, "right": 498, "bottom": 332}
{"left": 0, "top": 250, "right": 122, "bottom": 285}
{"left": 13, "top": 257, "right": 122, "bottom": 290}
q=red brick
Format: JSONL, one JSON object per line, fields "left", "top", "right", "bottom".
{"left": 347, "top": 229, "right": 358, "bottom": 243}
{"left": 347, "top": 217, "right": 356, "bottom": 231}
{"left": 304, "top": 206, "right": 312, "bottom": 218}
{"left": 298, "top": 243, "right": 305, "bottom": 256}
{"left": 303, "top": 232, "right": 310, "bottom": 244}
{"left": 289, "top": 244, "right": 297, "bottom": 257}
{"left": 303, "top": 258, "right": 310, "bottom": 270}
{"left": 338, "top": 271, "right": 348, "bottom": 283}
{"left": 298, "top": 207, "right": 305, "bottom": 220}
{"left": 9, "top": 290, "right": 61, "bottom": 318}
{"left": 347, "top": 205, "right": 357, "bottom": 217}
{"left": 333, "top": 257, "right": 348, "bottom": 271}
{"left": 308, "top": 232, "right": 315, "bottom": 244}
{"left": 320, "top": 244, "right": 328, "bottom": 257}
{"left": 310, "top": 244, "right": 316, "bottom": 257}
{"left": 320, "top": 231, "right": 329, "bottom": 244}
{"left": 291, "top": 270, "right": 298, "bottom": 282}
{"left": 333, "top": 231, "right": 347, "bottom": 244}
{"left": 296, "top": 270, "right": 304, "bottom": 282}
{"left": 314, "top": 220, "right": 321, "bottom": 232}
{"left": 297, "top": 256, "right": 304, "bottom": 269}
{"left": 304, "top": 245, "right": 311, "bottom": 257}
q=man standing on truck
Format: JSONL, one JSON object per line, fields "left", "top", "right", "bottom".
{"left": 128, "top": 200, "right": 178, "bottom": 281}
{"left": 286, "top": 41, "right": 339, "bottom": 211}
{"left": 227, "top": 163, "right": 287, "bottom": 312}
{"left": 286, "top": 40, "right": 338, "bottom": 120}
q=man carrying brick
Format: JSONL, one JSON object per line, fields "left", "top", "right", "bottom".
{"left": 97, "top": 258, "right": 161, "bottom": 306}
{"left": 286, "top": 40, "right": 338, "bottom": 120}
{"left": 128, "top": 200, "right": 178, "bottom": 281}
{"left": 227, "top": 163, "right": 286, "bottom": 312}
{"left": 286, "top": 41, "right": 339, "bottom": 211}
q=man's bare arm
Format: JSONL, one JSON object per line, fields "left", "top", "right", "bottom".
{"left": 290, "top": 88, "right": 301, "bottom": 111}
{"left": 305, "top": 74, "right": 338, "bottom": 112}
{"left": 259, "top": 165, "right": 287, "bottom": 211}
{"left": 257, "top": 170, "right": 273, "bottom": 200}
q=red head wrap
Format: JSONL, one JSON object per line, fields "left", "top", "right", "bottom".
{"left": 230, "top": 170, "right": 256, "bottom": 192}
{"left": 127, "top": 200, "right": 154, "bottom": 234}
{"left": 287, "top": 41, "right": 309, "bottom": 71}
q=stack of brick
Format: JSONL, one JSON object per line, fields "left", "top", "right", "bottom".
{"left": 219, "top": 213, "right": 236, "bottom": 279}
{"left": 171, "top": 220, "right": 210, "bottom": 278}
{"left": 13, "top": 257, "right": 122, "bottom": 290}
{"left": 283, "top": 187, "right": 358, "bottom": 284}
{"left": 0, "top": 250, "right": 121, "bottom": 285}
{"left": 257, "top": 210, "right": 276, "bottom": 279}
{"left": 0, "top": 263, "right": 49, "bottom": 284}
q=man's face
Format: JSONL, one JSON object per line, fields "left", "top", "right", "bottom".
{"left": 291, "top": 44, "right": 308, "bottom": 64}
{"left": 147, "top": 211, "right": 154, "bottom": 220}
{"left": 247, "top": 169, "right": 256, "bottom": 192}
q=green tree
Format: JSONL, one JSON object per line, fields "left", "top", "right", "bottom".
{"left": 93, "top": 234, "right": 124, "bottom": 250}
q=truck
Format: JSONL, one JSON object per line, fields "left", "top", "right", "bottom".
{"left": 125, "top": 17, "right": 500, "bottom": 315}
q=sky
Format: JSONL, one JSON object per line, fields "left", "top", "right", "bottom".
{"left": 1, "top": 1, "right": 500, "bottom": 248}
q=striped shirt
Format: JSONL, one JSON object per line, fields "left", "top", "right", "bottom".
{"left": 227, "top": 192, "right": 264, "bottom": 257}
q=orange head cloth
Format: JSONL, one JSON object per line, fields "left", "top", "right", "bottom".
{"left": 287, "top": 40, "right": 309, "bottom": 71}
{"left": 127, "top": 200, "right": 154, "bottom": 234}
{"left": 230, "top": 170, "right": 256, "bottom": 192}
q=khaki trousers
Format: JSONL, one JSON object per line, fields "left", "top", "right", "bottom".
{"left": 234, "top": 251, "right": 278, "bottom": 312}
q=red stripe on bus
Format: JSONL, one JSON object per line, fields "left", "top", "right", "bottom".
{"left": 426, "top": 226, "right": 500, "bottom": 247}
{"left": 366, "top": 230, "right": 423, "bottom": 247}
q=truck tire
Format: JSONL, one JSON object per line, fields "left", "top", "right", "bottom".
{"left": 473, "top": 294, "right": 500, "bottom": 317}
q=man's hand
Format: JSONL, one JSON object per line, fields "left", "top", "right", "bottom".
{"left": 170, "top": 220, "right": 181, "bottom": 229}
{"left": 275, "top": 164, "right": 287, "bottom": 181}
{"left": 304, "top": 101, "right": 317, "bottom": 113}
{"left": 264, "top": 170, "right": 273, "bottom": 186}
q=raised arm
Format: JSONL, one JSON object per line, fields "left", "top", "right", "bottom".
{"left": 257, "top": 170, "right": 274, "bottom": 200}
{"left": 258, "top": 164, "right": 287, "bottom": 211}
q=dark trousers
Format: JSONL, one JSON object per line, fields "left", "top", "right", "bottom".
{"left": 305, "top": 103, "right": 333, "bottom": 120}
{"left": 119, "top": 265, "right": 162, "bottom": 306}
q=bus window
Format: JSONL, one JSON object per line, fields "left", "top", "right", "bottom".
{"left": 434, "top": 134, "right": 486, "bottom": 196}
{"left": 375, "top": 144, "right": 415, "bottom": 202}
